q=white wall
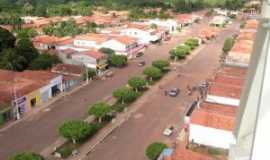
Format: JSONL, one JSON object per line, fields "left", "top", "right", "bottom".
{"left": 74, "top": 39, "right": 100, "bottom": 48}
{"left": 71, "top": 54, "right": 97, "bottom": 69}
{"left": 101, "top": 39, "right": 126, "bottom": 52}
{"left": 206, "top": 95, "right": 240, "bottom": 106}
{"left": 189, "top": 124, "right": 235, "bottom": 149}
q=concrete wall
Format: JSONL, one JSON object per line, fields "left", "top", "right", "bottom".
{"left": 189, "top": 124, "right": 235, "bottom": 149}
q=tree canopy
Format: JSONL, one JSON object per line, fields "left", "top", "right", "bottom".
{"left": 152, "top": 60, "right": 170, "bottom": 72}
{"left": 145, "top": 142, "right": 167, "bottom": 160}
{"left": 59, "top": 120, "right": 98, "bottom": 143}
{"left": 128, "top": 76, "right": 147, "bottom": 92}
{"left": 143, "top": 66, "right": 162, "bottom": 81}
{"left": 9, "top": 152, "right": 44, "bottom": 160}
{"left": 88, "top": 102, "right": 112, "bottom": 122}
{"left": 113, "top": 87, "right": 139, "bottom": 104}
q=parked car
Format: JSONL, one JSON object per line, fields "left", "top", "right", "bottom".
{"left": 138, "top": 60, "right": 146, "bottom": 67}
{"left": 163, "top": 126, "right": 174, "bottom": 136}
{"left": 168, "top": 88, "right": 180, "bottom": 97}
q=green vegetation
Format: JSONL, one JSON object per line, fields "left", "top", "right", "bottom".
{"left": 0, "top": 0, "right": 244, "bottom": 18}
{"left": 55, "top": 143, "right": 77, "bottom": 158}
{"left": 145, "top": 142, "right": 167, "bottom": 160}
{"left": 223, "top": 37, "right": 235, "bottom": 53}
{"left": 43, "top": 19, "right": 99, "bottom": 37}
{"left": 99, "top": 47, "right": 115, "bottom": 56}
{"left": 29, "top": 53, "right": 61, "bottom": 70}
{"left": 152, "top": 60, "right": 170, "bottom": 72}
{"left": 170, "top": 46, "right": 188, "bottom": 60}
{"left": 170, "top": 38, "right": 200, "bottom": 61}
{"left": 113, "top": 87, "right": 139, "bottom": 104}
{"left": 184, "top": 38, "right": 199, "bottom": 50}
{"left": 109, "top": 55, "right": 128, "bottom": 67}
{"left": 143, "top": 66, "right": 162, "bottom": 81}
{"left": 0, "top": 28, "right": 61, "bottom": 71}
{"left": 88, "top": 102, "right": 112, "bottom": 123}
{"left": 9, "top": 152, "right": 44, "bottom": 160}
{"left": 59, "top": 120, "right": 98, "bottom": 143}
{"left": 83, "top": 68, "right": 97, "bottom": 80}
{"left": 128, "top": 76, "right": 147, "bottom": 92}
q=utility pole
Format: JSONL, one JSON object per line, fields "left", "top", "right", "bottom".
{"left": 13, "top": 84, "right": 20, "bottom": 120}
{"left": 85, "top": 64, "right": 89, "bottom": 84}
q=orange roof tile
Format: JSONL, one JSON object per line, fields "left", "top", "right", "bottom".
{"left": 218, "top": 66, "right": 247, "bottom": 77}
{"left": 113, "top": 36, "right": 137, "bottom": 45}
{"left": 190, "top": 103, "right": 236, "bottom": 131}
{"left": 207, "top": 83, "right": 242, "bottom": 99}
{"left": 75, "top": 33, "right": 109, "bottom": 44}
{"left": 230, "top": 40, "right": 254, "bottom": 55}
{"left": 79, "top": 50, "right": 106, "bottom": 60}
{"left": 51, "top": 64, "right": 84, "bottom": 76}
{"left": 171, "top": 145, "right": 214, "bottom": 160}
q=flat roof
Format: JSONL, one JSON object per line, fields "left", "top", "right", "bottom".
{"left": 207, "top": 83, "right": 242, "bottom": 99}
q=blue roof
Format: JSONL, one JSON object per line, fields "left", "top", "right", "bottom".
{"left": 162, "top": 148, "right": 173, "bottom": 156}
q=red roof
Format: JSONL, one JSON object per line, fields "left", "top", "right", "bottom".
{"left": 230, "top": 40, "right": 254, "bottom": 55}
{"left": 170, "top": 145, "right": 213, "bottom": 160}
{"left": 79, "top": 50, "right": 106, "bottom": 60}
{"left": 190, "top": 102, "right": 236, "bottom": 131}
{"left": 207, "top": 83, "right": 242, "bottom": 99}
{"left": 245, "top": 19, "right": 259, "bottom": 30}
{"left": 113, "top": 36, "right": 137, "bottom": 45}
{"left": 0, "top": 70, "right": 60, "bottom": 105}
{"left": 211, "top": 74, "right": 245, "bottom": 87}
{"left": 218, "top": 66, "right": 247, "bottom": 78}
{"left": 51, "top": 64, "right": 84, "bottom": 76}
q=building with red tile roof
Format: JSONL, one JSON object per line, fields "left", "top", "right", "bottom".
{"left": 188, "top": 102, "right": 236, "bottom": 149}
{"left": 167, "top": 145, "right": 214, "bottom": 160}
{"left": 51, "top": 64, "right": 84, "bottom": 77}
{"left": 0, "top": 70, "right": 63, "bottom": 120}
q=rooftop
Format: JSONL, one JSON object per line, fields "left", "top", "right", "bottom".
{"left": 112, "top": 35, "right": 137, "bottom": 45}
{"left": 51, "top": 64, "right": 84, "bottom": 76}
{"left": 211, "top": 73, "right": 245, "bottom": 87}
{"left": 0, "top": 70, "right": 60, "bottom": 105}
{"left": 167, "top": 145, "right": 213, "bottom": 160}
{"left": 230, "top": 40, "right": 254, "bottom": 55}
{"left": 207, "top": 83, "right": 242, "bottom": 99}
{"left": 190, "top": 102, "right": 236, "bottom": 131}
{"left": 79, "top": 50, "right": 106, "bottom": 60}
{"left": 217, "top": 66, "right": 247, "bottom": 78}
{"left": 75, "top": 33, "right": 109, "bottom": 44}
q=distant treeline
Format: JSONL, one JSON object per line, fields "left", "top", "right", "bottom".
{"left": 0, "top": 0, "right": 245, "bottom": 17}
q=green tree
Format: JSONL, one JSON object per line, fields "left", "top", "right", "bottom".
{"left": 170, "top": 45, "right": 190, "bottom": 61}
{"left": 152, "top": 60, "right": 170, "bottom": 72}
{"left": 9, "top": 152, "right": 44, "bottom": 160}
{"left": 0, "top": 48, "right": 27, "bottom": 71}
{"left": 145, "top": 142, "right": 167, "bottom": 160}
{"left": 88, "top": 102, "right": 112, "bottom": 123}
{"left": 99, "top": 47, "right": 115, "bottom": 56}
{"left": 222, "top": 37, "right": 235, "bottom": 53}
{"left": 109, "top": 55, "right": 127, "bottom": 67}
{"left": 128, "top": 76, "right": 147, "bottom": 92}
{"left": 29, "top": 53, "right": 61, "bottom": 70}
{"left": 16, "top": 28, "right": 38, "bottom": 39}
{"left": 113, "top": 87, "right": 139, "bottom": 104}
{"left": 16, "top": 38, "right": 39, "bottom": 65}
{"left": 83, "top": 68, "right": 97, "bottom": 80}
{"left": 0, "top": 27, "right": 16, "bottom": 52}
{"left": 143, "top": 67, "right": 162, "bottom": 81}
{"left": 184, "top": 38, "right": 199, "bottom": 50}
{"left": 9, "top": 14, "right": 23, "bottom": 30}
{"left": 59, "top": 120, "right": 97, "bottom": 143}
{"left": 150, "top": 23, "right": 158, "bottom": 29}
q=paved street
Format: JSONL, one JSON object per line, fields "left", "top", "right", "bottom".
{"left": 0, "top": 18, "right": 214, "bottom": 160}
{"left": 86, "top": 22, "right": 240, "bottom": 160}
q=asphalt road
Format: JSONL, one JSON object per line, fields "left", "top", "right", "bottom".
{"left": 0, "top": 18, "right": 215, "bottom": 160}
{"left": 86, "top": 22, "right": 240, "bottom": 160}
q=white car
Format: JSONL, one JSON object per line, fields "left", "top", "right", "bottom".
{"left": 163, "top": 126, "right": 174, "bottom": 136}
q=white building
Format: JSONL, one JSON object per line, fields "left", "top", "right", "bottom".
{"left": 120, "top": 24, "right": 163, "bottom": 44}
{"left": 101, "top": 36, "right": 145, "bottom": 59}
{"left": 188, "top": 102, "right": 236, "bottom": 149}
{"left": 210, "top": 16, "right": 228, "bottom": 27}
{"left": 146, "top": 19, "right": 178, "bottom": 33}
